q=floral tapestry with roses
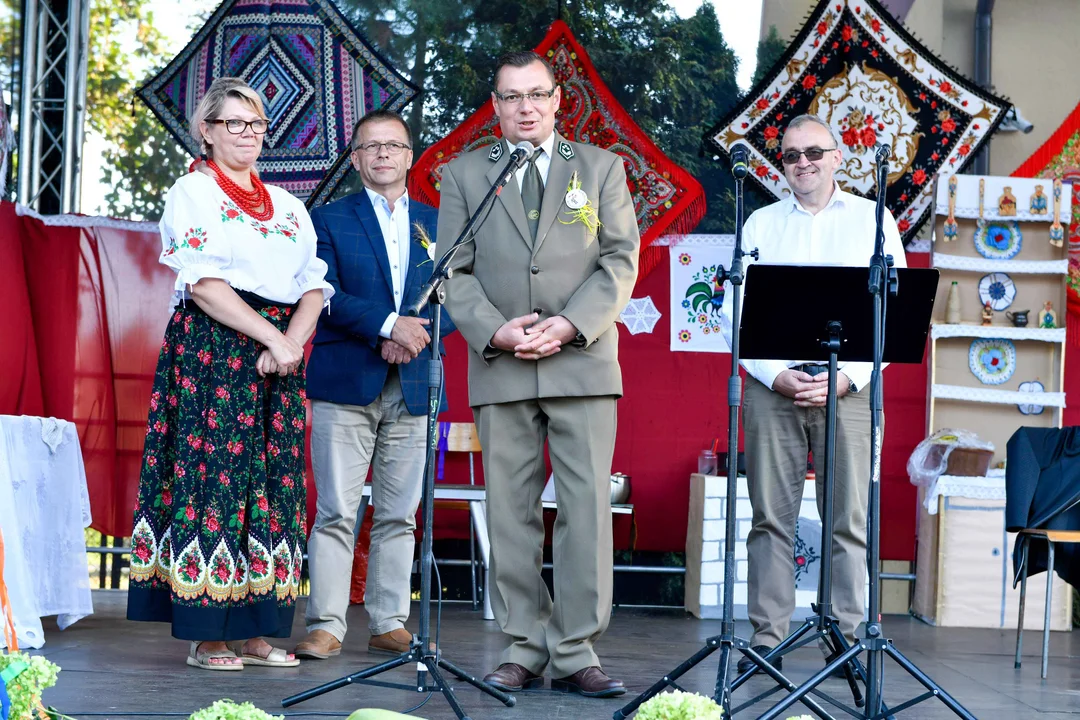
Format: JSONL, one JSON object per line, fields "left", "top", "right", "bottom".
{"left": 705, "top": 0, "right": 1010, "bottom": 244}
{"left": 407, "top": 20, "right": 705, "bottom": 281}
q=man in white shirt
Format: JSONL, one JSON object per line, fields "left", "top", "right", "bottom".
{"left": 726, "top": 114, "right": 906, "bottom": 675}
{"left": 296, "top": 110, "right": 453, "bottom": 659}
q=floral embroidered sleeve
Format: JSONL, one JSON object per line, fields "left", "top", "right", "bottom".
{"left": 159, "top": 176, "right": 233, "bottom": 301}
{"left": 291, "top": 206, "right": 334, "bottom": 306}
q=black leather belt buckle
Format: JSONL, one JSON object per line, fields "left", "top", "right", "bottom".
{"left": 798, "top": 363, "right": 829, "bottom": 377}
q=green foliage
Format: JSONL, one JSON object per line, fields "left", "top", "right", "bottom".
{"left": 752, "top": 24, "right": 788, "bottom": 88}
{"left": 187, "top": 699, "right": 284, "bottom": 720}
{"left": 636, "top": 690, "right": 724, "bottom": 720}
{"left": 0, "top": 652, "right": 61, "bottom": 719}
{"left": 87, "top": 0, "right": 190, "bottom": 220}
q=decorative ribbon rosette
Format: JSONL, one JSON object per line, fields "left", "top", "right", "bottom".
{"left": 560, "top": 171, "right": 601, "bottom": 233}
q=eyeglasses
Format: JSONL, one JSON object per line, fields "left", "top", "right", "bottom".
{"left": 781, "top": 146, "right": 837, "bottom": 165}
{"left": 494, "top": 88, "right": 557, "bottom": 105}
{"left": 208, "top": 118, "right": 269, "bottom": 135}
{"left": 353, "top": 141, "right": 412, "bottom": 155}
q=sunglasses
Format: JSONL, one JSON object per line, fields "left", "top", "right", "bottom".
{"left": 781, "top": 146, "right": 837, "bottom": 165}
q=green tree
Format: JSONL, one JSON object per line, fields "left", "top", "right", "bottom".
{"left": 752, "top": 24, "right": 787, "bottom": 88}
{"left": 87, "top": 0, "right": 188, "bottom": 220}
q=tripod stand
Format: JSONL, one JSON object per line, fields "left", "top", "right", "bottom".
{"left": 615, "top": 151, "right": 847, "bottom": 720}
{"left": 752, "top": 158, "right": 975, "bottom": 720}
{"left": 282, "top": 148, "right": 532, "bottom": 720}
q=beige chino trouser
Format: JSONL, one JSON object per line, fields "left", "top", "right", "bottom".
{"left": 743, "top": 374, "right": 873, "bottom": 647}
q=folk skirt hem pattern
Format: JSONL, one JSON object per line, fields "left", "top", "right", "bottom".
{"left": 126, "top": 300, "right": 307, "bottom": 642}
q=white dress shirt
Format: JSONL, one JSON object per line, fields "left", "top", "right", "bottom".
{"left": 721, "top": 183, "right": 907, "bottom": 393}
{"left": 506, "top": 133, "right": 555, "bottom": 188}
{"left": 365, "top": 186, "right": 412, "bottom": 339}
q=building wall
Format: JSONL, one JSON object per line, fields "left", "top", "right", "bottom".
{"left": 756, "top": 0, "right": 1080, "bottom": 177}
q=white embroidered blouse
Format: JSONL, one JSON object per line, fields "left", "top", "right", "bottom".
{"left": 158, "top": 173, "right": 334, "bottom": 308}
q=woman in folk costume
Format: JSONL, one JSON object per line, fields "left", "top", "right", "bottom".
{"left": 127, "top": 77, "right": 333, "bottom": 670}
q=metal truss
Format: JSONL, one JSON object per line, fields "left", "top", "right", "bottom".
{"left": 17, "top": 0, "right": 89, "bottom": 214}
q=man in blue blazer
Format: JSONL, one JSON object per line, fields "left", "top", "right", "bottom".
{"left": 295, "top": 110, "right": 453, "bottom": 659}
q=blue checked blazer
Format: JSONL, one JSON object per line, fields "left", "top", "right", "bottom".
{"left": 306, "top": 190, "right": 454, "bottom": 415}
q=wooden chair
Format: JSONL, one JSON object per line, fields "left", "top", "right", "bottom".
{"left": 434, "top": 422, "right": 485, "bottom": 612}
{"left": 1012, "top": 528, "right": 1080, "bottom": 679}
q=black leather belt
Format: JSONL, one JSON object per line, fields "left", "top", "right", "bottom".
{"left": 794, "top": 363, "right": 829, "bottom": 376}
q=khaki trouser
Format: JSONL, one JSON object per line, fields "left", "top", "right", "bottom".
{"left": 305, "top": 372, "right": 426, "bottom": 640}
{"left": 474, "top": 396, "right": 617, "bottom": 678}
{"left": 743, "top": 375, "right": 872, "bottom": 647}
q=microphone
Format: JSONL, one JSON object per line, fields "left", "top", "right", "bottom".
{"left": 731, "top": 143, "right": 749, "bottom": 179}
{"left": 507, "top": 141, "right": 535, "bottom": 170}
{"left": 875, "top": 143, "right": 891, "bottom": 164}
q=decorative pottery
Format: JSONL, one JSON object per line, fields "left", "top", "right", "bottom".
{"left": 968, "top": 338, "right": 1017, "bottom": 385}
{"left": 974, "top": 221, "right": 1022, "bottom": 260}
{"left": 1018, "top": 380, "right": 1046, "bottom": 415}
{"left": 978, "top": 272, "right": 1016, "bottom": 311}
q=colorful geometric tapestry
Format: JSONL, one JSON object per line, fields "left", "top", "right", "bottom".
{"left": 705, "top": 0, "right": 1010, "bottom": 243}
{"left": 1013, "top": 100, "right": 1080, "bottom": 337}
{"left": 137, "top": 0, "right": 418, "bottom": 203}
{"left": 408, "top": 20, "right": 705, "bottom": 279}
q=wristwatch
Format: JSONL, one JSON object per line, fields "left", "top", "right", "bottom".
{"left": 848, "top": 380, "right": 858, "bottom": 394}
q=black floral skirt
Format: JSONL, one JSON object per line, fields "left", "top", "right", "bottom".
{"left": 127, "top": 295, "right": 307, "bottom": 641}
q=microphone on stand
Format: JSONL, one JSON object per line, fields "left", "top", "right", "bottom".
{"left": 405, "top": 140, "right": 535, "bottom": 318}
{"left": 874, "top": 143, "right": 891, "bottom": 164}
{"left": 507, "top": 141, "right": 535, "bottom": 171}
{"left": 730, "top": 143, "right": 749, "bottom": 180}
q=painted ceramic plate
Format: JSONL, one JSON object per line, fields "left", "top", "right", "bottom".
{"left": 974, "top": 221, "right": 1022, "bottom": 260}
{"left": 978, "top": 272, "right": 1016, "bottom": 311}
{"left": 969, "top": 338, "right": 1016, "bottom": 385}
{"left": 1018, "top": 380, "right": 1046, "bottom": 415}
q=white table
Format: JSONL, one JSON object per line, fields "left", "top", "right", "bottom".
{"left": 0, "top": 415, "right": 93, "bottom": 649}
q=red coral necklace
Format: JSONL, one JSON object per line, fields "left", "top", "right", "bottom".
{"left": 208, "top": 159, "right": 274, "bottom": 221}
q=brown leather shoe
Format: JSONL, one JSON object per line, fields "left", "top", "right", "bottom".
{"left": 368, "top": 628, "right": 413, "bottom": 655}
{"left": 482, "top": 663, "right": 544, "bottom": 692}
{"left": 551, "top": 666, "right": 626, "bottom": 698}
{"left": 292, "top": 629, "right": 341, "bottom": 660}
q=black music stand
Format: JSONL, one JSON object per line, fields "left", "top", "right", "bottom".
{"left": 733, "top": 264, "right": 972, "bottom": 720}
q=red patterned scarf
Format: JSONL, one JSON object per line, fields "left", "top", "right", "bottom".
{"left": 408, "top": 20, "right": 705, "bottom": 279}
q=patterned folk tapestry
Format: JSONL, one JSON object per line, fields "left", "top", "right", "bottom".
{"left": 408, "top": 20, "right": 705, "bottom": 279}
{"left": 137, "top": 0, "right": 418, "bottom": 203}
{"left": 706, "top": 0, "right": 1010, "bottom": 243}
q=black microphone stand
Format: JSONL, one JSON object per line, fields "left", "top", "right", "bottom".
{"left": 617, "top": 151, "right": 839, "bottom": 720}
{"left": 753, "top": 148, "right": 977, "bottom": 720}
{"left": 282, "top": 149, "right": 527, "bottom": 720}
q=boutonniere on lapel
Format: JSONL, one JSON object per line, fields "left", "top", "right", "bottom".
{"left": 560, "top": 171, "right": 602, "bottom": 233}
{"left": 412, "top": 221, "right": 436, "bottom": 266}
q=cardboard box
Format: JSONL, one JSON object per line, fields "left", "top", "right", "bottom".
{"left": 913, "top": 492, "right": 1072, "bottom": 631}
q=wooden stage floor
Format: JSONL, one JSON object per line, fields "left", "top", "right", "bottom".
{"left": 27, "top": 592, "right": 1080, "bottom": 719}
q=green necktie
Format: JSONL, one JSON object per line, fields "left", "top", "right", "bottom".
{"left": 521, "top": 148, "right": 545, "bottom": 240}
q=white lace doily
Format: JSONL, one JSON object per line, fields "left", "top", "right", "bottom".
{"left": 16, "top": 203, "right": 159, "bottom": 232}
{"left": 931, "top": 323, "right": 1066, "bottom": 343}
{"left": 931, "top": 383, "right": 1066, "bottom": 408}
{"left": 925, "top": 469, "right": 1007, "bottom": 514}
{"left": 932, "top": 253, "right": 1068, "bottom": 275}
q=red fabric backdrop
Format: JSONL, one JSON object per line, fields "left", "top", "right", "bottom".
{"left": 8, "top": 201, "right": 1077, "bottom": 559}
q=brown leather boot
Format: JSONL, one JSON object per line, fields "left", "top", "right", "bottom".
{"left": 483, "top": 663, "right": 544, "bottom": 692}
{"left": 292, "top": 629, "right": 342, "bottom": 660}
{"left": 551, "top": 666, "right": 626, "bottom": 697}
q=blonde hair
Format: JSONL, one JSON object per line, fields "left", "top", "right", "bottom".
{"left": 190, "top": 77, "right": 268, "bottom": 156}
